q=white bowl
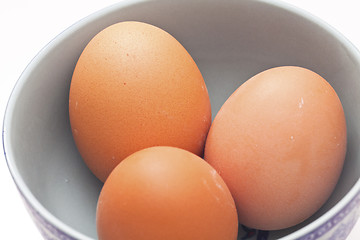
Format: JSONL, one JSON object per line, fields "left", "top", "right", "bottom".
{"left": 3, "top": 0, "right": 360, "bottom": 239}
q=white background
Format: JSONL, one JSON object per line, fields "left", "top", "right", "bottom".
{"left": 0, "top": 0, "right": 359, "bottom": 239}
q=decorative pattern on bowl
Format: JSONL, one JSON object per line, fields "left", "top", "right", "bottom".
{"left": 19, "top": 191, "right": 75, "bottom": 240}
{"left": 298, "top": 191, "right": 360, "bottom": 240}
{"left": 16, "top": 185, "right": 360, "bottom": 240}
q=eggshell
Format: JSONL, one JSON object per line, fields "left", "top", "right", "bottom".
{"left": 69, "top": 21, "right": 211, "bottom": 182}
{"left": 96, "top": 146, "right": 238, "bottom": 240}
{"left": 204, "top": 66, "right": 347, "bottom": 230}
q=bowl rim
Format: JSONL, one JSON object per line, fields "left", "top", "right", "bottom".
{"left": 3, "top": 0, "right": 360, "bottom": 239}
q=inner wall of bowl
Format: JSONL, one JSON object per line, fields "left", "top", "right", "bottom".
{"left": 8, "top": 0, "right": 360, "bottom": 239}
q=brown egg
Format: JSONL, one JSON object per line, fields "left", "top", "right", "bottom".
{"left": 204, "top": 66, "right": 347, "bottom": 230}
{"left": 96, "top": 146, "right": 238, "bottom": 240}
{"left": 69, "top": 21, "right": 211, "bottom": 182}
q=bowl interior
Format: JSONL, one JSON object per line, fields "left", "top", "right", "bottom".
{"left": 5, "top": 0, "right": 360, "bottom": 239}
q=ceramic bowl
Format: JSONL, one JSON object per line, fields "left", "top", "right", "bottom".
{"left": 3, "top": 0, "right": 360, "bottom": 239}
